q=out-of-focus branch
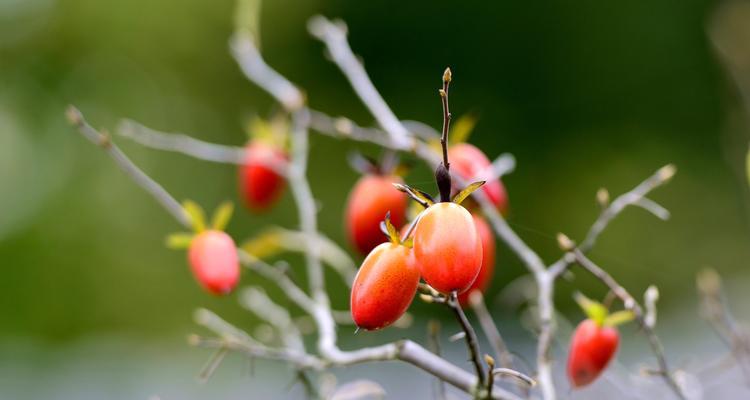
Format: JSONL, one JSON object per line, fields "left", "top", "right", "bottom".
{"left": 230, "top": 31, "right": 305, "bottom": 111}
{"left": 469, "top": 291, "right": 514, "bottom": 371}
{"left": 307, "top": 16, "right": 412, "bottom": 149}
{"left": 240, "top": 287, "right": 305, "bottom": 352}
{"left": 548, "top": 165, "right": 676, "bottom": 277}
{"left": 697, "top": 268, "right": 750, "bottom": 383}
{"left": 66, "top": 106, "right": 192, "bottom": 228}
{"left": 565, "top": 246, "right": 685, "bottom": 399}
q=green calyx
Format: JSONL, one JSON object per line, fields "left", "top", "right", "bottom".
{"left": 574, "top": 292, "right": 635, "bottom": 328}
{"left": 167, "top": 200, "right": 235, "bottom": 250}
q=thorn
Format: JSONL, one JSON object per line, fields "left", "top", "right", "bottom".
{"left": 353, "top": 327, "right": 360, "bottom": 335}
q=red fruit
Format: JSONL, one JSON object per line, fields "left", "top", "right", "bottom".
{"left": 458, "top": 214, "right": 496, "bottom": 306}
{"left": 350, "top": 242, "right": 420, "bottom": 330}
{"left": 413, "top": 202, "right": 482, "bottom": 294}
{"left": 448, "top": 143, "right": 509, "bottom": 214}
{"left": 567, "top": 319, "right": 619, "bottom": 388}
{"left": 345, "top": 175, "right": 407, "bottom": 255}
{"left": 188, "top": 230, "right": 240, "bottom": 295}
{"left": 239, "top": 141, "right": 287, "bottom": 212}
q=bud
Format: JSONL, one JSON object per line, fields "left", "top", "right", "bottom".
{"left": 443, "top": 67, "right": 452, "bottom": 83}
{"left": 484, "top": 354, "right": 495, "bottom": 368}
{"left": 657, "top": 164, "right": 677, "bottom": 183}
{"left": 556, "top": 233, "right": 575, "bottom": 252}
{"left": 435, "top": 162, "right": 452, "bottom": 202}
{"left": 596, "top": 188, "right": 610, "bottom": 207}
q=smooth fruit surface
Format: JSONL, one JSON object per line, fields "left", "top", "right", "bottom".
{"left": 413, "top": 202, "right": 482, "bottom": 294}
{"left": 458, "top": 214, "right": 496, "bottom": 305}
{"left": 567, "top": 319, "right": 619, "bottom": 388}
{"left": 345, "top": 175, "right": 407, "bottom": 255}
{"left": 188, "top": 230, "right": 240, "bottom": 295}
{"left": 239, "top": 141, "right": 286, "bottom": 211}
{"left": 448, "top": 143, "right": 508, "bottom": 214}
{"left": 350, "top": 243, "right": 420, "bottom": 330}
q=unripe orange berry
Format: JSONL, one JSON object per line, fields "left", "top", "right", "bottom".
{"left": 350, "top": 242, "right": 420, "bottom": 330}
{"left": 345, "top": 175, "right": 407, "bottom": 255}
{"left": 413, "top": 202, "right": 482, "bottom": 294}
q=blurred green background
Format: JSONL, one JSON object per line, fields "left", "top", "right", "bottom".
{"left": 2, "top": 0, "right": 750, "bottom": 398}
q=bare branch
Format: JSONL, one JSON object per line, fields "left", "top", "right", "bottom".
{"left": 446, "top": 291, "right": 486, "bottom": 390}
{"left": 548, "top": 164, "right": 676, "bottom": 277}
{"left": 66, "top": 106, "right": 192, "bottom": 229}
{"left": 307, "top": 16, "right": 411, "bottom": 149}
{"left": 468, "top": 291, "right": 514, "bottom": 370}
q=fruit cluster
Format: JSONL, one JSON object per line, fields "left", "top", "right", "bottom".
{"left": 347, "top": 142, "right": 508, "bottom": 330}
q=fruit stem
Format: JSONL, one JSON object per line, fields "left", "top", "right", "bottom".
{"left": 437, "top": 67, "right": 453, "bottom": 202}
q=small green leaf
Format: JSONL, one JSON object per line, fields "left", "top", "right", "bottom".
{"left": 452, "top": 181, "right": 486, "bottom": 205}
{"left": 211, "top": 201, "right": 234, "bottom": 231}
{"left": 241, "top": 229, "right": 283, "bottom": 259}
{"left": 449, "top": 112, "right": 479, "bottom": 145}
{"left": 574, "top": 292, "right": 608, "bottom": 326}
{"left": 383, "top": 211, "right": 399, "bottom": 244}
{"left": 603, "top": 310, "right": 635, "bottom": 327}
{"left": 183, "top": 200, "right": 207, "bottom": 233}
{"left": 166, "top": 232, "right": 194, "bottom": 249}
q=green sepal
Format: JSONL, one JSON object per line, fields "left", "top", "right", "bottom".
{"left": 211, "top": 201, "right": 234, "bottom": 231}
{"left": 166, "top": 232, "right": 194, "bottom": 250}
{"left": 574, "top": 292, "right": 608, "bottom": 326}
{"left": 452, "top": 181, "right": 485, "bottom": 205}
{"left": 183, "top": 200, "right": 207, "bottom": 233}
{"left": 383, "top": 211, "right": 400, "bottom": 244}
{"left": 241, "top": 229, "right": 283, "bottom": 260}
{"left": 393, "top": 183, "right": 434, "bottom": 208}
{"left": 449, "top": 112, "right": 479, "bottom": 145}
{"left": 603, "top": 310, "right": 635, "bottom": 327}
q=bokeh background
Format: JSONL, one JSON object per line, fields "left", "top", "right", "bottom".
{"left": 2, "top": 0, "right": 750, "bottom": 398}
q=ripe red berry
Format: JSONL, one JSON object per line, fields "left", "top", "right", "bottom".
{"left": 350, "top": 242, "right": 420, "bottom": 330}
{"left": 188, "top": 230, "right": 240, "bottom": 295}
{"left": 239, "top": 141, "right": 287, "bottom": 212}
{"left": 413, "top": 202, "right": 482, "bottom": 294}
{"left": 345, "top": 174, "right": 407, "bottom": 255}
{"left": 458, "top": 214, "right": 496, "bottom": 306}
{"left": 448, "top": 143, "right": 508, "bottom": 214}
{"left": 567, "top": 319, "right": 620, "bottom": 388}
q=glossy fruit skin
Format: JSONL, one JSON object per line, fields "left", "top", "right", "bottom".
{"left": 567, "top": 319, "right": 620, "bottom": 388}
{"left": 345, "top": 175, "right": 407, "bottom": 255}
{"left": 448, "top": 143, "right": 509, "bottom": 214}
{"left": 458, "top": 215, "right": 496, "bottom": 306}
{"left": 188, "top": 230, "right": 240, "bottom": 295}
{"left": 239, "top": 141, "right": 287, "bottom": 212}
{"left": 413, "top": 202, "right": 483, "bottom": 294}
{"left": 350, "top": 243, "right": 420, "bottom": 330}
